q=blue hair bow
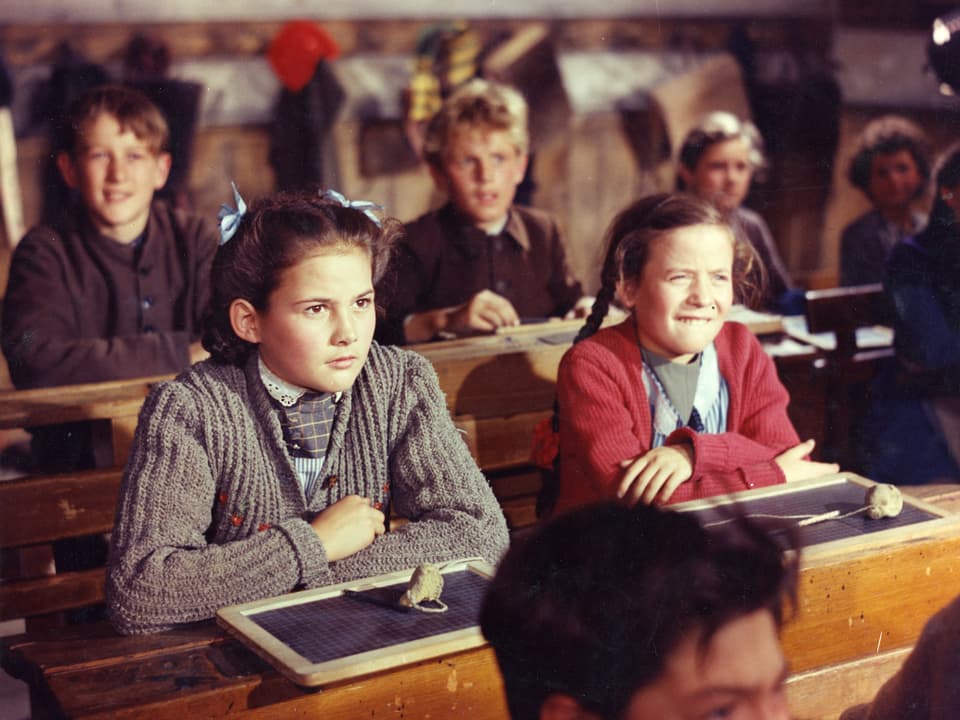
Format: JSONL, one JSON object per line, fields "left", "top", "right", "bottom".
{"left": 322, "top": 188, "right": 383, "bottom": 226}
{"left": 218, "top": 182, "right": 247, "bottom": 245}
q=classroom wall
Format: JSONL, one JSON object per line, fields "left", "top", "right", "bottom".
{"left": 0, "top": 14, "right": 835, "bottom": 299}
{"left": 2, "top": 4, "right": 958, "bottom": 298}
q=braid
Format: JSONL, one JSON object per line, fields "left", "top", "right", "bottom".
{"left": 574, "top": 283, "right": 615, "bottom": 345}
{"left": 541, "top": 219, "right": 622, "bottom": 518}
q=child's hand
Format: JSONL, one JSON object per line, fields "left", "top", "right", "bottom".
{"left": 564, "top": 295, "right": 595, "bottom": 319}
{"left": 617, "top": 443, "right": 694, "bottom": 506}
{"left": 310, "top": 495, "right": 386, "bottom": 561}
{"left": 774, "top": 439, "right": 840, "bottom": 482}
{"left": 447, "top": 289, "right": 520, "bottom": 333}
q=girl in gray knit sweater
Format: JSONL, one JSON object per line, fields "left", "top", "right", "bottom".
{"left": 106, "top": 189, "right": 509, "bottom": 634}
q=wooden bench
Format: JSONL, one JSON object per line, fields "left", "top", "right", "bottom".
{"left": 0, "top": 620, "right": 916, "bottom": 720}
{"left": 0, "top": 468, "right": 122, "bottom": 623}
{"left": 805, "top": 283, "right": 893, "bottom": 359}
{"left": 0, "top": 317, "right": 827, "bottom": 526}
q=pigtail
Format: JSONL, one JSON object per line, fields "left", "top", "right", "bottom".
{"left": 537, "top": 202, "right": 639, "bottom": 518}
{"left": 574, "top": 282, "right": 615, "bottom": 346}
{"left": 533, "top": 285, "right": 611, "bottom": 514}
{"left": 573, "top": 203, "right": 637, "bottom": 346}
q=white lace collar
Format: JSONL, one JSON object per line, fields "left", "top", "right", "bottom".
{"left": 258, "top": 355, "right": 341, "bottom": 407}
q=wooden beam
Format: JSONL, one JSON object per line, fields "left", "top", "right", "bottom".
{"left": 786, "top": 646, "right": 910, "bottom": 720}
{"left": 0, "top": 568, "right": 106, "bottom": 622}
{"left": 0, "top": 374, "right": 167, "bottom": 430}
{"left": 0, "top": 468, "right": 122, "bottom": 547}
{"left": 0, "top": 18, "right": 815, "bottom": 67}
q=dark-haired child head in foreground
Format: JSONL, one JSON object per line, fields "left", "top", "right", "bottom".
{"left": 481, "top": 501, "right": 797, "bottom": 720}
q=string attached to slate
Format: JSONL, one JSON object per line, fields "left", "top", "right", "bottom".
{"left": 703, "top": 484, "right": 904, "bottom": 529}
{"left": 399, "top": 563, "right": 448, "bottom": 613}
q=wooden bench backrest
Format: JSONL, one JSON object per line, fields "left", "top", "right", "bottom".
{"left": 803, "top": 284, "right": 895, "bottom": 469}
{"left": 0, "top": 467, "right": 123, "bottom": 621}
{"left": 804, "top": 283, "right": 894, "bottom": 359}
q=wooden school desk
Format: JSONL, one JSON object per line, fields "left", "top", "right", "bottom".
{"left": 0, "top": 312, "right": 809, "bottom": 529}
{"left": 4, "top": 480, "right": 960, "bottom": 720}
{"left": 1, "top": 621, "right": 508, "bottom": 720}
{"left": 0, "top": 312, "right": 785, "bottom": 443}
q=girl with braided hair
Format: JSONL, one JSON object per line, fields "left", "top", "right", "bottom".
{"left": 551, "top": 193, "right": 837, "bottom": 514}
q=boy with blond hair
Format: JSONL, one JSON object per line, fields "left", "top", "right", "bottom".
{"left": 3, "top": 84, "right": 217, "bottom": 471}
{"left": 378, "top": 78, "right": 590, "bottom": 344}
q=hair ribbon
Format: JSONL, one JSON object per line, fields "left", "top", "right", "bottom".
{"left": 218, "top": 182, "right": 247, "bottom": 245}
{"left": 322, "top": 188, "right": 383, "bottom": 226}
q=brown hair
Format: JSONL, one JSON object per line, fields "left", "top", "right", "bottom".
{"left": 481, "top": 501, "right": 798, "bottom": 720}
{"left": 421, "top": 78, "right": 529, "bottom": 169}
{"left": 59, "top": 84, "right": 169, "bottom": 157}
{"left": 847, "top": 115, "right": 931, "bottom": 199}
{"left": 574, "top": 193, "right": 762, "bottom": 346}
{"left": 202, "top": 190, "right": 400, "bottom": 365}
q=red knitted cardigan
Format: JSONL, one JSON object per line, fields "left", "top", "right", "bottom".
{"left": 555, "top": 319, "right": 799, "bottom": 513}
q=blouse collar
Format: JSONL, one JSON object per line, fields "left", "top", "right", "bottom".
{"left": 258, "top": 355, "right": 341, "bottom": 407}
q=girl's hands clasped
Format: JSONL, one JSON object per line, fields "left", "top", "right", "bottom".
{"left": 310, "top": 495, "right": 386, "bottom": 561}
{"left": 617, "top": 443, "right": 695, "bottom": 507}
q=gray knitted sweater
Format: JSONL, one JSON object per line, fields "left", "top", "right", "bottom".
{"left": 106, "top": 342, "right": 509, "bottom": 634}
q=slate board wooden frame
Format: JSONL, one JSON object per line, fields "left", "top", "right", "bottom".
{"left": 673, "top": 473, "right": 960, "bottom": 673}
{"left": 671, "top": 473, "right": 956, "bottom": 560}
{"left": 216, "top": 558, "right": 495, "bottom": 687}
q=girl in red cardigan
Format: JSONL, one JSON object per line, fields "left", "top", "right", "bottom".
{"left": 553, "top": 193, "right": 837, "bottom": 513}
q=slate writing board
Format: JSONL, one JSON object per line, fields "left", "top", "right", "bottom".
{"left": 217, "top": 559, "right": 494, "bottom": 687}
{"left": 673, "top": 474, "right": 945, "bottom": 550}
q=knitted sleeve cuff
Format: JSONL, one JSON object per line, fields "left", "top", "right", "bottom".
{"left": 274, "top": 518, "right": 329, "bottom": 587}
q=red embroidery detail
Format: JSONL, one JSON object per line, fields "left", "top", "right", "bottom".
{"left": 373, "top": 501, "right": 383, "bottom": 511}
{"left": 231, "top": 514, "right": 243, "bottom": 526}
{"left": 258, "top": 522, "right": 272, "bottom": 532}
{"left": 218, "top": 492, "right": 228, "bottom": 504}
{"left": 382, "top": 481, "right": 390, "bottom": 494}
{"left": 531, "top": 416, "right": 560, "bottom": 470}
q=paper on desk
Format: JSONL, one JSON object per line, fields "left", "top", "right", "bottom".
{"left": 727, "top": 305, "right": 780, "bottom": 325}
{"left": 726, "top": 305, "right": 784, "bottom": 335}
{"left": 781, "top": 315, "right": 894, "bottom": 351}
{"left": 762, "top": 337, "right": 819, "bottom": 357}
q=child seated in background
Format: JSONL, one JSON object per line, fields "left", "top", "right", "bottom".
{"left": 107, "top": 189, "right": 509, "bottom": 634}
{"left": 854, "top": 143, "right": 960, "bottom": 485}
{"left": 677, "top": 111, "right": 795, "bottom": 312}
{"left": 840, "top": 115, "right": 930, "bottom": 287}
{"left": 481, "top": 501, "right": 798, "bottom": 720}
{"left": 1, "top": 84, "right": 217, "bottom": 471}
{"left": 552, "top": 194, "right": 837, "bottom": 514}
{"left": 377, "top": 78, "right": 591, "bottom": 345}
